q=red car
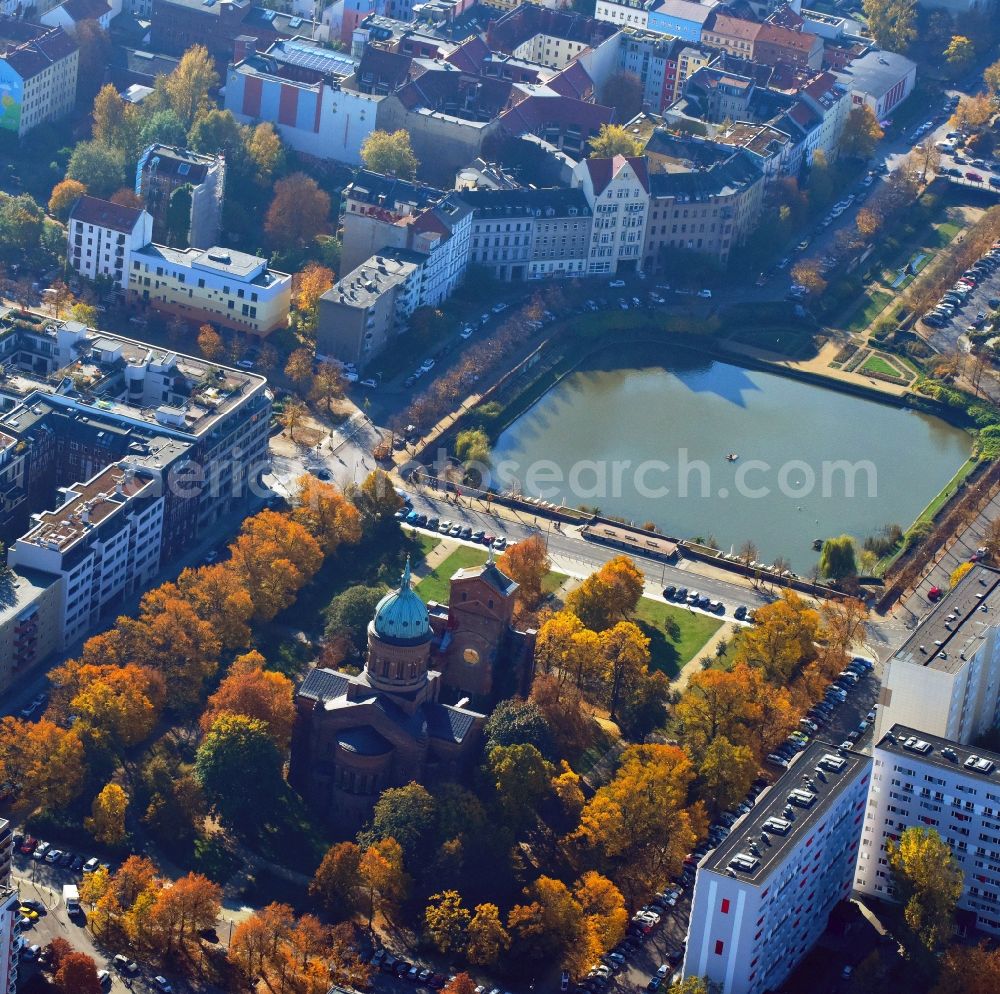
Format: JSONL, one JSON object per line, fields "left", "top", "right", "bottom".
{"left": 19, "top": 836, "right": 36, "bottom": 854}
{"left": 966, "top": 172, "right": 983, "bottom": 183}
{"left": 928, "top": 586, "right": 942, "bottom": 602}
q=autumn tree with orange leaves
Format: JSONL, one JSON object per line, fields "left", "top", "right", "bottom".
{"left": 292, "top": 474, "right": 363, "bottom": 556}
{"left": 0, "top": 717, "right": 85, "bottom": 810}
{"left": 200, "top": 650, "right": 294, "bottom": 749}
{"left": 498, "top": 533, "right": 550, "bottom": 610}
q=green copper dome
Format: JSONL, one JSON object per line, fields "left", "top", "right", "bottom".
{"left": 372, "top": 557, "right": 432, "bottom": 645}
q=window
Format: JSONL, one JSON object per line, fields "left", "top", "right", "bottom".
{"left": 721, "top": 899, "right": 730, "bottom": 914}
{"left": 714, "top": 940, "right": 724, "bottom": 955}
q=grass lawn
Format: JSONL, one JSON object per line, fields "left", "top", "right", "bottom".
{"left": 725, "top": 325, "right": 818, "bottom": 359}
{"left": 416, "top": 544, "right": 567, "bottom": 603}
{"left": 846, "top": 290, "right": 892, "bottom": 334}
{"left": 632, "top": 598, "right": 722, "bottom": 679}
{"left": 403, "top": 528, "right": 441, "bottom": 559}
{"left": 933, "top": 220, "right": 962, "bottom": 246}
{"left": 416, "top": 546, "right": 489, "bottom": 602}
{"left": 912, "top": 456, "right": 980, "bottom": 527}
{"left": 860, "top": 354, "right": 908, "bottom": 379}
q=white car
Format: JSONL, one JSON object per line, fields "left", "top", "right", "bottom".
{"left": 460, "top": 326, "right": 473, "bottom": 339}
{"left": 698, "top": 289, "right": 712, "bottom": 298}
{"left": 359, "top": 378, "right": 378, "bottom": 389}
{"left": 491, "top": 302, "right": 507, "bottom": 313}
{"left": 154, "top": 978, "right": 174, "bottom": 994}
{"left": 609, "top": 279, "right": 625, "bottom": 288}
{"left": 419, "top": 358, "right": 435, "bottom": 373}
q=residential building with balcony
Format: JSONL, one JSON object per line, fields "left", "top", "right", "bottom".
{"left": 128, "top": 243, "right": 291, "bottom": 336}
{"left": 0, "top": 568, "right": 64, "bottom": 696}
{"left": 615, "top": 31, "right": 707, "bottom": 114}
{"left": 8, "top": 462, "right": 165, "bottom": 648}
{"left": 66, "top": 196, "right": 153, "bottom": 290}
{"left": 571, "top": 154, "right": 649, "bottom": 274}
{"left": 0, "top": 848, "right": 17, "bottom": 994}
{"left": 225, "top": 37, "right": 381, "bottom": 166}
{"left": 682, "top": 740, "right": 871, "bottom": 994}
{"left": 136, "top": 144, "right": 226, "bottom": 250}
{"left": 875, "top": 565, "right": 1000, "bottom": 745}
{"left": 856, "top": 725, "right": 1000, "bottom": 935}
{"left": 0, "top": 19, "right": 78, "bottom": 137}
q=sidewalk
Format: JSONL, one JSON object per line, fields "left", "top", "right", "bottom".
{"left": 673, "top": 622, "right": 737, "bottom": 691}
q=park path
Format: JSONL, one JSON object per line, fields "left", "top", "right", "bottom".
{"left": 672, "top": 622, "right": 738, "bottom": 692}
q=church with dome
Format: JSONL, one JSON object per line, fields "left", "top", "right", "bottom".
{"left": 290, "top": 550, "right": 536, "bottom": 831}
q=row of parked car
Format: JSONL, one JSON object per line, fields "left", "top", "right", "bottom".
{"left": 400, "top": 509, "right": 510, "bottom": 551}
{"left": 661, "top": 584, "right": 729, "bottom": 616}
{"left": 16, "top": 833, "right": 105, "bottom": 875}
{"left": 922, "top": 242, "right": 1000, "bottom": 329}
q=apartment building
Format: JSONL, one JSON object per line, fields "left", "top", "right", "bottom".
{"left": 0, "top": 822, "right": 17, "bottom": 994}
{"left": 701, "top": 12, "right": 761, "bottom": 58}
{"left": 648, "top": 0, "right": 717, "bottom": 41}
{"left": 643, "top": 132, "right": 765, "bottom": 267}
{"left": 316, "top": 250, "right": 422, "bottom": 368}
{"left": 129, "top": 243, "right": 291, "bottom": 335}
{"left": 834, "top": 49, "right": 916, "bottom": 120}
{"left": 9, "top": 463, "right": 165, "bottom": 647}
{"left": 683, "top": 740, "right": 871, "bottom": 994}
{"left": 0, "top": 19, "right": 78, "bottom": 137}
{"left": 616, "top": 31, "right": 705, "bottom": 114}
{"left": 572, "top": 155, "right": 649, "bottom": 275}
{"left": 0, "top": 311, "right": 272, "bottom": 549}
{"left": 752, "top": 22, "right": 823, "bottom": 70}
{"left": 225, "top": 37, "right": 381, "bottom": 166}
{"left": 856, "top": 725, "right": 1000, "bottom": 935}
{"left": 67, "top": 196, "right": 153, "bottom": 289}
{"left": 460, "top": 187, "right": 593, "bottom": 281}
{"left": 136, "top": 144, "right": 225, "bottom": 250}
{"left": 40, "top": 0, "right": 114, "bottom": 34}
{"left": 875, "top": 565, "right": 1000, "bottom": 745}
{"left": 486, "top": 5, "right": 619, "bottom": 71}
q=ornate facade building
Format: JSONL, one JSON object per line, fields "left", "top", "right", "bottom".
{"left": 290, "top": 551, "right": 536, "bottom": 831}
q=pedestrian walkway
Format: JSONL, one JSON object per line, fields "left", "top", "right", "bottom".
{"left": 673, "top": 622, "right": 736, "bottom": 691}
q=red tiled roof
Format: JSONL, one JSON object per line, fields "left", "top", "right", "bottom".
{"left": 445, "top": 35, "right": 489, "bottom": 73}
{"left": 708, "top": 14, "right": 762, "bottom": 42}
{"left": 69, "top": 195, "right": 146, "bottom": 233}
{"left": 585, "top": 155, "right": 649, "bottom": 195}
{"left": 755, "top": 23, "right": 819, "bottom": 53}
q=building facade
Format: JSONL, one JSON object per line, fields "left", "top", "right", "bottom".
{"left": 572, "top": 154, "right": 649, "bottom": 275}
{"left": 594, "top": 0, "right": 654, "bottom": 31}
{"left": 136, "top": 144, "right": 226, "bottom": 250}
{"left": 856, "top": 725, "right": 1000, "bottom": 935}
{"left": 875, "top": 565, "right": 1000, "bottom": 745}
{"left": 0, "top": 19, "right": 77, "bottom": 137}
{"left": 647, "top": 0, "right": 717, "bottom": 41}
{"left": 128, "top": 243, "right": 291, "bottom": 335}
{"left": 683, "top": 740, "right": 871, "bottom": 994}
{"left": 67, "top": 196, "right": 153, "bottom": 289}
{"left": 0, "top": 569, "right": 63, "bottom": 698}
{"left": 225, "top": 37, "right": 381, "bottom": 166}
{"left": 8, "top": 463, "right": 164, "bottom": 648}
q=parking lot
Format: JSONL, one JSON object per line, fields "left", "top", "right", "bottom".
{"left": 918, "top": 238, "right": 1000, "bottom": 353}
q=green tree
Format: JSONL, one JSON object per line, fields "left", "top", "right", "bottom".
{"left": 324, "top": 584, "right": 388, "bottom": 656}
{"left": 365, "top": 783, "right": 437, "bottom": 867}
{"left": 165, "top": 184, "right": 193, "bottom": 247}
{"left": 484, "top": 697, "right": 554, "bottom": 758}
{"left": 944, "top": 35, "right": 976, "bottom": 73}
{"left": 696, "top": 736, "right": 757, "bottom": 816}
{"left": 66, "top": 142, "right": 125, "bottom": 199}
{"left": 588, "top": 124, "right": 642, "bottom": 159}
{"left": 140, "top": 109, "right": 188, "bottom": 149}
{"left": 360, "top": 130, "right": 419, "bottom": 179}
{"left": 862, "top": 0, "right": 917, "bottom": 51}
{"left": 194, "top": 713, "right": 283, "bottom": 826}
{"left": 188, "top": 108, "right": 246, "bottom": 162}
{"left": 486, "top": 744, "right": 552, "bottom": 830}
{"left": 819, "top": 535, "right": 857, "bottom": 581}
{"left": 455, "top": 428, "right": 490, "bottom": 468}
{"left": 887, "top": 826, "right": 962, "bottom": 952}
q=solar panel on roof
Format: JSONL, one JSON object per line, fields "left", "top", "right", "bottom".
{"left": 288, "top": 15, "right": 302, "bottom": 26}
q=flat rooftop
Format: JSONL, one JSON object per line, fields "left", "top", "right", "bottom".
{"left": 21, "top": 463, "right": 156, "bottom": 554}
{"left": 878, "top": 723, "right": 1000, "bottom": 785}
{"left": 890, "top": 564, "right": 1000, "bottom": 674}
{"left": 0, "top": 567, "right": 62, "bottom": 627}
{"left": 701, "top": 739, "right": 869, "bottom": 884}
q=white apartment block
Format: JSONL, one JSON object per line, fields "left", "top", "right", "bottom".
{"left": 572, "top": 155, "right": 650, "bottom": 275}
{"left": 67, "top": 196, "right": 153, "bottom": 289}
{"left": 857, "top": 725, "right": 1000, "bottom": 935}
{"left": 0, "top": 20, "right": 78, "bottom": 138}
{"left": 129, "top": 243, "right": 292, "bottom": 336}
{"left": 683, "top": 740, "right": 871, "bottom": 994}
{"left": 8, "top": 462, "right": 163, "bottom": 649}
{"left": 876, "top": 565, "right": 1000, "bottom": 745}
{"left": 595, "top": 0, "right": 653, "bottom": 30}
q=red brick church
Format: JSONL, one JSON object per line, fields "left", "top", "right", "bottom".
{"left": 290, "top": 550, "right": 536, "bottom": 831}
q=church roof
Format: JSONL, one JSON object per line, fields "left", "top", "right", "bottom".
{"left": 372, "top": 557, "right": 433, "bottom": 645}
{"left": 336, "top": 726, "right": 393, "bottom": 756}
{"left": 451, "top": 546, "right": 519, "bottom": 597}
{"left": 298, "top": 667, "right": 350, "bottom": 703}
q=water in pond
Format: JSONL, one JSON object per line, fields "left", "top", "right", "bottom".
{"left": 491, "top": 345, "right": 972, "bottom": 571}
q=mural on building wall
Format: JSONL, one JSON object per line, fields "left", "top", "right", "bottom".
{"left": 0, "top": 70, "right": 23, "bottom": 133}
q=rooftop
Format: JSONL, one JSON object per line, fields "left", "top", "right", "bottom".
{"left": 0, "top": 18, "right": 77, "bottom": 80}
{"left": 133, "top": 243, "right": 288, "bottom": 287}
{"left": 323, "top": 252, "right": 422, "bottom": 310}
{"left": 0, "top": 567, "right": 62, "bottom": 629}
{"left": 834, "top": 49, "right": 916, "bottom": 97}
{"left": 701, "top": 738, "right": 869, "bottom": 884}
{"left": 653, "top": 0, "right": 718, "bottom": 24}
{"left": 458, "top": 186, "right": 591, "bottom": 219}
{"left": 888, "top": 565, "right": 1000, "bottom": 675}
{"left": 69, "top": 195, "right": 147, "bottom": 234}
{"left": 139, "top": 144, "right": 220, "bottom": 184}
{"left": 878, "top": 724, "right": 1000, "bottom": 785}
{"left": 21, "top": 462, "right": 156, "bottom": 554}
